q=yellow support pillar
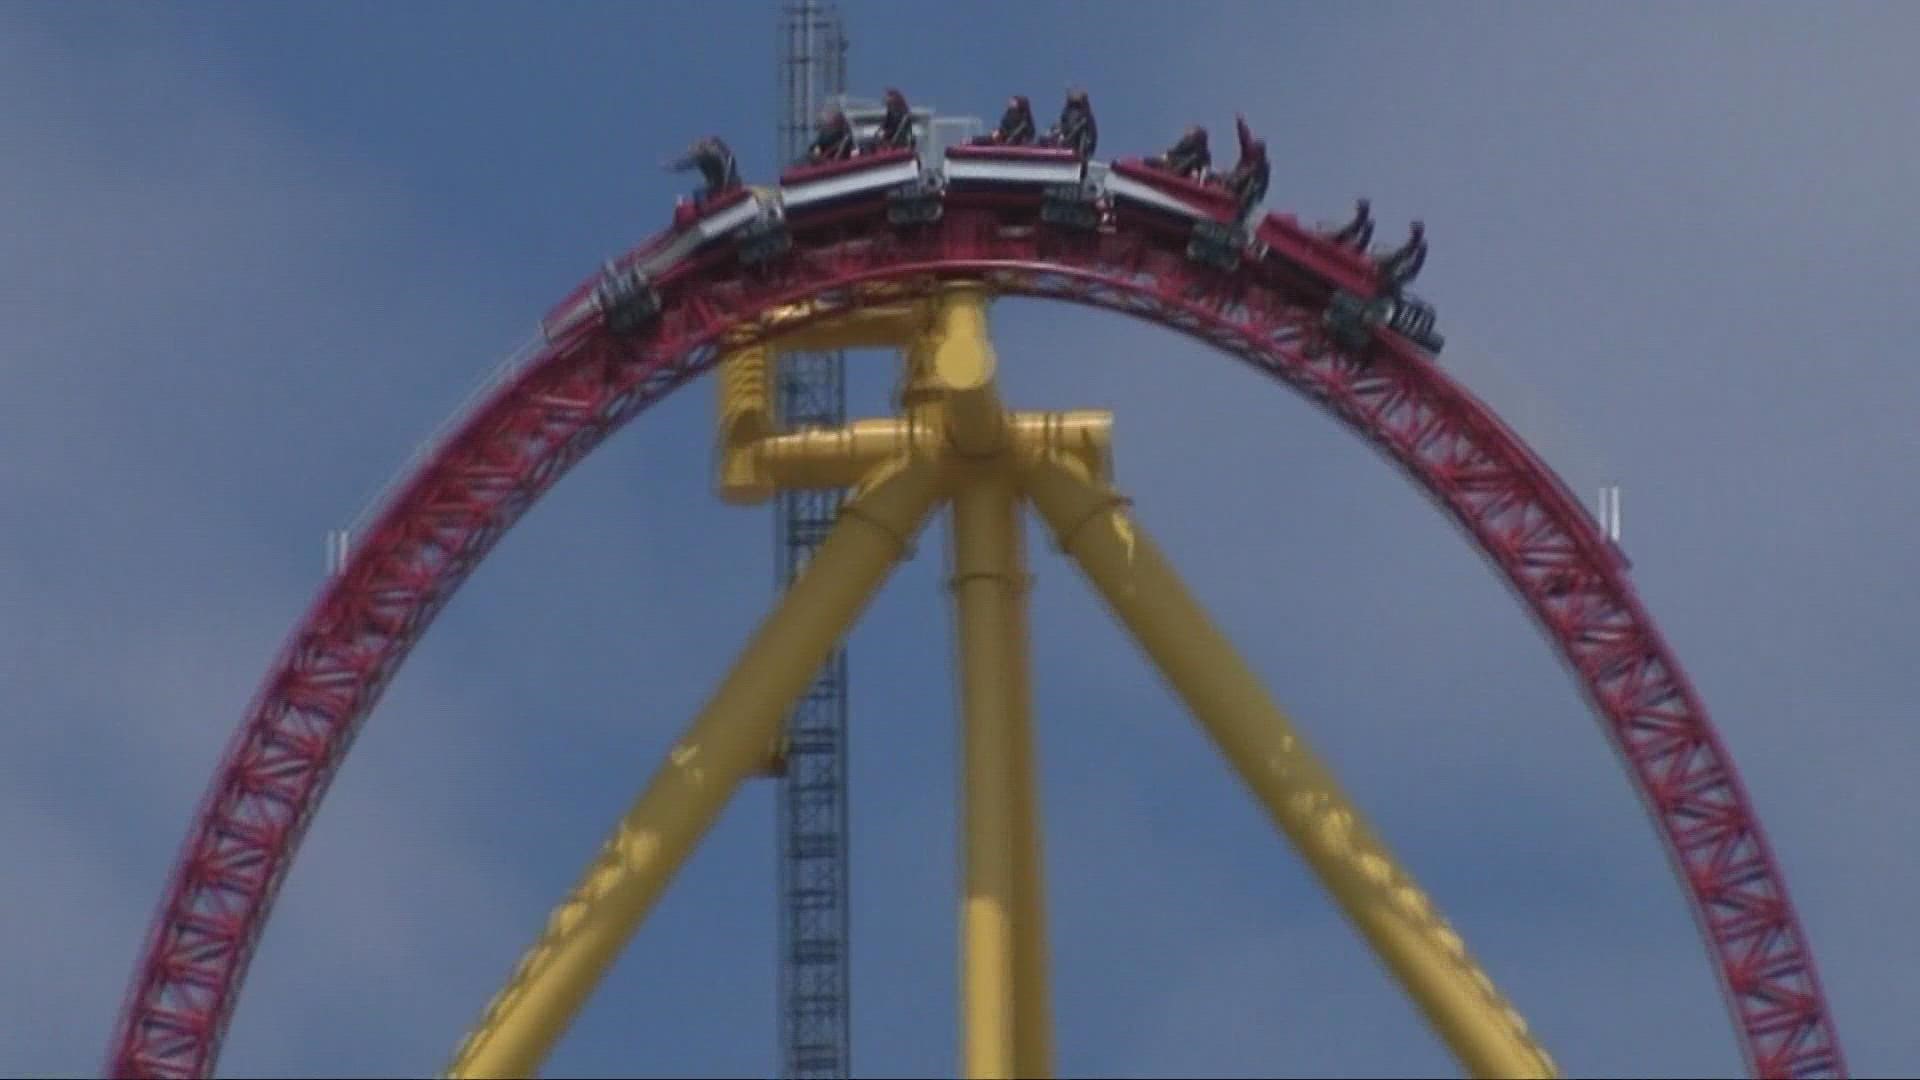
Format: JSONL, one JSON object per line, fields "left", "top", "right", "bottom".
{"left": 715, "top": 344, "right": 776, "bottom": 505}
{"left": 929, "top": 286, "right": 1009, "bottom": 457}
{"left": 949, "top": 470, "right": 1023, "bottom": 1080}
{"left": 445, "top": 453, "right": 948, "bottom": 1079}
{"left": 1017, "top": 451, "right": 1556, "bottom": 1080}
{"left": 1003, "top": 499, "right": 1056, "bottom": 1079}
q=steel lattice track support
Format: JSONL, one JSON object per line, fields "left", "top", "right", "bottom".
{"left": 107, "top": 205, "right": 1846, "bottom": 1079}
{"left": 775, "top": 3, "right": 853, "bottom": 1076}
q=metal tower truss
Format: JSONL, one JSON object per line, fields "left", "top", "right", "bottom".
{"left": 776, "top": 4, "right": 853, "bottom": 1078}
{"left": 773, "top": 354, "right": 852, "bottom": 1080}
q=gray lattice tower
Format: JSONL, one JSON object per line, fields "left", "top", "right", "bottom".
{"left": 775, "top": 3, "right": 852, "bottom": 1078}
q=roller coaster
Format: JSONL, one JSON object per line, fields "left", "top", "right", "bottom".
{"left": 106, "top": 95, "right": 1846, "bottom": 1080}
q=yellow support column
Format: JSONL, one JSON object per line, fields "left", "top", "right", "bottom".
{"left": 715, "top": 345, "right": 776, "bottom": 505}
{"left": 1017, "top": 451, "right": 1556, "bottom": 1080}
{"left": 949, "top": 470, "right": 1023, "bottom": 1080}
{"left": 1004, "top": 499, "right": 1056, "bottom": 1079}
{"left": 446, "top": 453, "right": 948, "bottom": 1079}
{"left": 929, "top": 286, "right": 1008, "bottom": 458}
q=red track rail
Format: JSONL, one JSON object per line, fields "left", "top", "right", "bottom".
{"left": 106, "top": 210, "right": 1845, "bottom": 1079}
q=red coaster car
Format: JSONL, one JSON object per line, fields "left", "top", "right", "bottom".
{"left": 1104, "top": 158, "right": 1244, "bottom": 231}
{"left": 942, "top": 144, "right": 1093, "bottom": 223}
{"left": 777, "top": 147, "right": 930, "bottom": 231}
{"left": 541, "top": 185, "right": 768, "bottom": 343}
{"left": 1253, "top": 212, "right": 1381, "bottom": 300}
{"left": 671, "top": 184, "right": 753, "bottom": 229}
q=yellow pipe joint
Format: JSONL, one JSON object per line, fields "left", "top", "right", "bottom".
{"left": 725, "top": 412, "right": 1112, "bottom": 503}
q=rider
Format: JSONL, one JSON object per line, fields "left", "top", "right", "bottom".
{"left": 1376, "top": 220, "right": 1427, "bottom": 293}
{"left": 1329, "top": 198, "right": 1374, "bottom": 251}
{"left": 1046, "top": 88, "right": 1098, "bottom": 158}
{"left": 985, "top": 94, "right": 1037, "bottom": 145}
{"left": 807, "top": 107, "right": 857, "bottom": 164}
{"left": 1150, "top": 125, "right": 1212, "bottom": 181}
{"left": 667, "top": 136, "right": 741, "bottom": 205}
{"left": 1221, "top": 114, "right": 1269, "bottom": 216}
{"left": 869, "top": 87, "right": 916, "bottom": 152}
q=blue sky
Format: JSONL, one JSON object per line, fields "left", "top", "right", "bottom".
{"left": 4, "top": 2, "right": 1917, "bottom": 1077}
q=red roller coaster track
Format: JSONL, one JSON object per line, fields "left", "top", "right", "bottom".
{"left": 105, "top": 205, "right": 1845, "bottom": 1079}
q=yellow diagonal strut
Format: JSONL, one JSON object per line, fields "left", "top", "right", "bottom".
{"left": 1017, "top": 448, "right": 1558, "bottom": 1079}
{"left": 444, "top": 452, "right": 947, "bottom": 1079}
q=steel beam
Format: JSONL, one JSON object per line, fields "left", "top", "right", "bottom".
{"left": 1016, "top": 449, "right": 1556, "bottom": 1080}
{"left": 446, "top": 454, "right": 945, "bottom": 1079}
